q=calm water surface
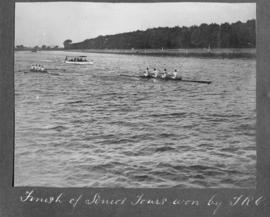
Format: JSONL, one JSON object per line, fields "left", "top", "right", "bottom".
{"left": 15, "top": 51, "right": 256, "bottom": 188}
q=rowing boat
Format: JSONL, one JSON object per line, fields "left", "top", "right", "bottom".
{"left": 29, "top": 69, "right": 48, "bottom": 73}
{"left": 120, "top": 74, "right": 212, "bottom": 84}
{"left": 64, "top": 55, "right": 94, "bottom": 65}
{"left": 140, "top": 76, "right": 211, "bottom": 84}
{"left": 139, "top": 75, "right": 182, "bottom": 81}
{"left": 24, "top": 71, "right": 60, "bottom": 76}
{"left": 64, "top": 60, "right": 94, "bottom": 65}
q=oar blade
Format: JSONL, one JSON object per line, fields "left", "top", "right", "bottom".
{"left": 181, "top": 79, "right": 212, "bottom": 84}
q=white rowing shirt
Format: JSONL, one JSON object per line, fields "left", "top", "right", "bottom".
{"left": 144, "top": 70, "right": 149, "bottom": 77}
{"left": 172, "top": 71, "right": 177, "bottom": 79}
{"left": 161, "top": 72, "right": 167, "bottom": 78}
{"left": 153, "top": 70, "right": 158, "bottom": 78}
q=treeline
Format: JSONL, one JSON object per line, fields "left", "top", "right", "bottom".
{"left": 15, "top": 45, "right": 62, "bottom": 51}
{"left": 69, "top": 19, "right": 255, "bottom": 50}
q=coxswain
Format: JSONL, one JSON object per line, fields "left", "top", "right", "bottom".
{"left": 143, "top": 67, "right": 150, "bottom": 77}
{"left": 40, "top": 65, "right": 45, "bottom": 72}
{"left": 172, "top": 69, "right": 181, "bottom": 80}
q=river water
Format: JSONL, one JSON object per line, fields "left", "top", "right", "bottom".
{"left": 14, "top": 51, "right": 256, "bottom": 188}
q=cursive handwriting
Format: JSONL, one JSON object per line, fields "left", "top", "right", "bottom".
{"left": 85, "top": 193, "right": 127, "bottom": 206}
{"left": 230, "top": 195, "right": 266, "bottom": 207}
{"left": 19, "top": 190, "right": 267, "bottom": 216}
{"left": 130, "top": 194, "right": 167, "bottom": 206}
{"left": 20, "top": 190, "right": 63, "bottom": 204}
{"left": 207, "top": 194, "right": 223, "bottom": 215}
{"left": 69, "top": 195, "right": 82, "bottom": 208}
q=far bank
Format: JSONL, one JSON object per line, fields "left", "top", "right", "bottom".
{"left": 64, "top": 48, "right": 256, "bottom": 59}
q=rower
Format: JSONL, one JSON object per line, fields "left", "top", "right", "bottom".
{"left": 161, "top": 68, "right": 167, "bottom": 79}
{"left": 143, "top": 67, "right": 150, "bottom": 77}
{"left": 171, "top": 69, "right": 181, "bottom": 80}
{"left": 152, "top": 68, "right": 159, "bottom": 78}
{"left": 38, "top": 65, "right": 42, "bottom": 71}
{"left": 40, "top": 65, "right": 45, "bottom": 72}
{"left": 33, "top": 64, "right": 38, "bottom": 71}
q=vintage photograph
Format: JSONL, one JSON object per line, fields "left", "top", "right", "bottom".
{"left": 14, "top": 2, "right": 256, "bottom": 188}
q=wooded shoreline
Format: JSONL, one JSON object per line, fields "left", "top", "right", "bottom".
{"left": 66, "top": 48, "right": 256, "bottom": 59}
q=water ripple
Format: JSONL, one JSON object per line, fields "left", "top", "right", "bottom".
{"left": 15, "top": 51, "right": 256, "bottom": 188}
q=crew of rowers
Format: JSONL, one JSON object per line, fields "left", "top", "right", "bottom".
{"left": 143, "top": 67, "right": 181, "bottom": 80}
{"left": 65, "top": 56, "right": 87, "bottom": 62}
{"left": 30, "top": 64, "right": 46, "bottom": 72}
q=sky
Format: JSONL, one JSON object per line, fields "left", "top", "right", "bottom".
{"left": 15, "top": 2, "right": 256, "bottom": 47}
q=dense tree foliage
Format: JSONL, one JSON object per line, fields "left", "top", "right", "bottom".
{"left": 16, "top": 45, "right": 25, "bottom": 49}
{"left": 69, "top": 20, "right": 255, "bottom": 50}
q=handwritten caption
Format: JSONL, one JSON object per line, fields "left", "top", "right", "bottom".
{"left": 19, "top": 190, "right": 266, "bottom": 215}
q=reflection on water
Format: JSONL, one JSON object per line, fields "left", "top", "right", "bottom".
{"left": 15, "top": 51, "right": 256, "bottom": 188}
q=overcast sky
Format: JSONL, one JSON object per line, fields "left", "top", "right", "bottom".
{"left": 15, "top": 2, "right": 256, "bottom": 47}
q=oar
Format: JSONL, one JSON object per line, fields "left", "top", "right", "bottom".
{"left": 48, "top": 72, "right": 61, "bottom": 76}
{"left": 23, "top": 71, "right": 48, "bottom": 74}
{"left": 181, "top": 79, "right": 212, "bottom": 84}
{"left": 23, "top": 71, "right": 61, "bottom": 76}
{"left": 46, "top": 68, "right": 66, "bottom": 71}
{"left": 18, "top": 68, "right": 65, "bottom": 73}
{"left": 17, "top": 69, "right": 26, "bottom": 72}
{"left": 119, "top": 74, "right": 140, "bottom": 78}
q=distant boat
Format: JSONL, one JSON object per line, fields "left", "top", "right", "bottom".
{"left": 31, "top": 47, "right": 39, "bottom": 52}
{"left": 64, "top": 56, "right": 94, "bottom": 65}
{"left": 29, "top": 64, "right": 47, "bottom": 73}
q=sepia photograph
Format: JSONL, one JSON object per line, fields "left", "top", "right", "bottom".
{"left": 14, "top": 2, "right": 256, "bottom": 188}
